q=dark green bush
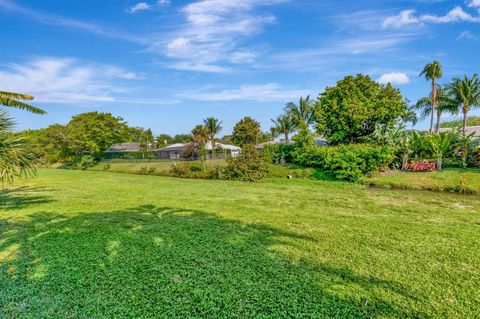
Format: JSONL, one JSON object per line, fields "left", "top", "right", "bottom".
{"left": 76, "top": 155, "right": 97, "bottom": 170}
{"left": 103, "top": 151, "right": 156, "bottom": 160}
{"left": 169, "top": 163, "right": 191, "bottom": 177}
{"left": 223, "top": 145, "right": 269, "bottom": 182}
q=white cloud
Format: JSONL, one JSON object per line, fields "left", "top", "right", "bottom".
{"left": 467, "top": 0, "right": 480, "bottom": 8}
{"left": 0, "top": 57, "right": 151, "bottom": 104}
{"left": 156, "top": 0, "right": 285, "bottom": 72}
{"left": 377, "top": 72, "right": 410, "bottom": 85}
{"left": 180, "top": 83, "right": 310, "bottom": 102}
{"left": 126, "top": 2, "right": 151, "bottom": 13}
{"left": 383, "top": 6, "right": 480, "bottom": 28}
{"left": 458, "top": 30, "right": 479, "bottom": 40}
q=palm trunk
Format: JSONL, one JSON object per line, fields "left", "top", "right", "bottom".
{"left": 462, "top": 108, "right": 468, "bottom": 136}
{"left": 436, "top": 156, "right": 442, "bottom": 171}
{"left": 402, "top": 152, "right": 409, "bottom": 171}
{"left": 430, "top": 80, "right": 437, "bottom": 134}
{"left": 435, "top": 109, "right": 441, "bottom": 133}
{"left": 284, "top": 133, "right": 289, "bottom": 143}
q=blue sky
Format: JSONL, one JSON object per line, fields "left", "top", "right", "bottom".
{"left": 1, "top": 0, "right": 479, "bottom": 135}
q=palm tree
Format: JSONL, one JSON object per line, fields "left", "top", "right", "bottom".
{"left": 271, "top": 114, "right": 296, "bottom": 143}
{"left": 190, "top": 124, "right": 209, "bottom": 171}
{"left": 448, "top": 74, "right": 480, "bottom": 135}
{"left": 284, "top": 95, "right": 314, "bottom": 128}
{"left": 415, "top": 85, "right": 457, "bottom": 132}
{"left": 419, "top": 61, "right": 443, "bottom": 133}
{"left": 426, "top": 132, "right": 458, "bottom": 171}
{"left": 0, "top": 110, "right": 37, "bottom": 185}
{"left": 203, "top": 117, "right": 222, "bottom": 158}
{"left": 0, "top": 91, "right": 46, "bottom": 114}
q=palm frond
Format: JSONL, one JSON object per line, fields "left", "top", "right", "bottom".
{"left": 0, "top": 91, "right": 34, "bottom": 100}
{"left": 0, "top": 97, "right": 47, "bottom": 114}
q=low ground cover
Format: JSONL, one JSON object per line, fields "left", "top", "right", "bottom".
{"left": 1, "top": 170, "right": 479, "bottom": 318}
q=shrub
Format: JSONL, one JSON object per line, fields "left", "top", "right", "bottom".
{"left": 102, "top": 164, "right": 111, "bottom": 171}
{"left": 405, "top": 161, "right": 436, "bottom": 172}
{"left": 291, "top": 144, "right": 395, "bottom": 182}
{"left": 170, "top": 162, "right": 191, "bottom": 177}
{"left": 223, "top": 144, "right": 269, "bottom": 182}
{"left": 76, "top": 155, "right": 96, "bottom": 170}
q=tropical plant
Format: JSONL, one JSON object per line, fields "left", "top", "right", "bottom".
{"left": 203, "top": 117, "right": 222, "bottom": 158}
{"left": 419, "top": 61, "right": 443, "bottom": 133}
{"left": 425, "top": 132, "right": 458, "bottom": 171}
{"left": 415, "top": 85, "right": 457, "bottom": 132}
{"left": 271, "top": 114, "right": 296, "bottom": 143}
{"left": 448, "top": 74, "right": 480, "bottom": 135}
{"left": 190, "top": 124, "right": 209, "bottom": 171}
{"left": 0, "top": 110, "right": 37, "bottom": 185}
{"left": 0, "top": 91, "right": 46, "bottom": 114}
{"left": 285, "top": 95, "right": 314, "bottom": 128}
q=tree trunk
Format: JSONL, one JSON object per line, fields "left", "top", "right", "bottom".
{"left": 436, "top": 156, "right": 442, "bottom": 171}
{"left": 430, "top": 80, "right": 437, "bottom": 134}
{"left": 435, "top": 108, "right": 441, "bottom": 133}
{"left": 402, "top": 152, "right": 409, "bottom": 171}
{"left": 463, "top": 108, "right": 468, "bottom": 136}
{"left": 284, "top": 133, "right": 289, "bottom": 143}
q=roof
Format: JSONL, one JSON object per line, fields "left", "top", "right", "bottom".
{"left": 255, "top": 140, "right": 294, "bottom": 149}
{"left": 438, "top": 126, "right": 480, "bottom": 137}
{"left": 106, "top": 142, "right": 141, "bottom": 152}
{"left": 205, "top": 141, "right": 240, "bottom": 151}
{"left": 157, "top": 143, "right": 186, "bottom": 151}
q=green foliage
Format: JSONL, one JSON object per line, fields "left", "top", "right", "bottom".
{"left": 284, "top": 95, "right": 315, "bottom": 127}
{"left": 292, "top": 144, "right": 395, "bottom": 182}
{"left": 76, "top": 155, "right": 97, "bottom": 170}
{"left": 232, "top": 117, "right": 261, "bottom": 147}
{"left": 0, "top": 91, "right": 46, "bottom": 114}
{"left": 261, "top": 144, "right": 295, "bottom": 164}
{"left": 440, "top": 116, "right": 480, "bottom": 128}
{"left": 315, "top": 74, "right": 410, "bottom": 144}
{"left": 103, "top": 151, "right": 157, "bottom": 160}
{"left": 223, "top": 144, "right": 269, "bottom": 181}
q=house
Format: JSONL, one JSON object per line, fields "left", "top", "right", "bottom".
{"left": 106, "top": 142, "right": 142, "bottom": 152}
{"left": 255, "top": 136, "right": 328, "bottom": 149}
{"left": 205, "top": 141, "right": 241, "bottom": 158}
{"left": 438, "top": 126, "right": 480, "bottom": 139}
{"left": 156, "top": 143, "right": 187, "bottom": 160}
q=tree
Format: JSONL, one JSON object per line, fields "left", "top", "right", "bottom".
{"left": 0, "top": 110, "right": 37, "bottom": 185}
{"left": 415, "top": 85, "right": 457, "bottom": 132}
{"left": 448, "top": 74, "right": 480, "bottom": 135}
{"left": 0, "top": 91, "right": 46, "bottom": 114}
{"left": 232, "top": 117, "right": 261, "bottom": 147}
{"left": 271, "top": 114, "right": 296, "bottom": 143}
{"left": 419, "top": 61, "right": 443, "bottom": 133}
{"left": 190, "top": 124, "right": 209, "bottom": 171}
{"left": 64, "top": 112, "right": 128, "bottom": 158}
{"left": 285, "top": 95, "right": 314, "bottom": 127}
{"left": 315, "top": 74, "right": 410, "bottom": 144}
{"left": 440, "top": 116, "right": 480, "bottom": 128}
{"left": 203, "top": 117, "right": 222, "bottom": 158}
{"left": 156, "top": 134, "right": 173, "bottom": 148}
{"left": 426, "top": 132, "right": 457, "bottom": 171}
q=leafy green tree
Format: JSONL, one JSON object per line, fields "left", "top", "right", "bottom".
{"left": 271, "top": 114, "right": 296, "bottom": 143}
{"left": 0, "top": 110, "right": 37, "bottom": 184}
{"left": 232, "top": 116, "right": 261, "bottom": 147}
{"left": 64, "top": 112, "right": 128, "bottom": 158}
{"left": 426, "top": 132, "right": 458, "bottom": 171}
{"left": 156, "top": 134, "right": 173, "bottom": 148}
{"left": 415, "top": 85, "right": 457, "bottom": 132}
{"left": 315, "top": 74, "right": 410, "bottom": 144}
{"left": 440, "top": 116, "right": 480, "bottom": 128}
{"left": 223, "top": 144, "right": 269, "bottom": 182}
{"left": 448, "top": 74, "right": 480, "bottom": 135}
{"left": 0, "top": 91, "right": 46, "bottom": 114}
{"left": 419, "top": 61, "right": 443, "bottom": 133}
{"left": 285, "top": 96, "right": 314, "bottom": 127}
{"left": 173, "top": 134, "right": 191, "bottom": 144}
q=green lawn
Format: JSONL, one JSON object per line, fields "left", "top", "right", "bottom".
{"left": 1, "top": 170, "right": 479, "bottom": 318}
{"left": 363, "top": 168, "right": 480, "bottom": 194}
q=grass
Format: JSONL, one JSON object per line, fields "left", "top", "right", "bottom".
{"left": 363, "top": 168, "right": 480, "bottom": 194}
{"left": 1, "top": 170, "right": 479, "bottom": 318}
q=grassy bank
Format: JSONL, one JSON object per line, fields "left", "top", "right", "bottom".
{"left": 1, "top": 170, "right": 479, "bottom": 318}
{"left": 363, "top": 168, "right": 480, "bottom": 194}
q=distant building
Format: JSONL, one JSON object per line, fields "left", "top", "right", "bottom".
{"left": 106, "top": 142, "right": 143, "bottom": 152}
{"left": 156, "top": 143, "right": 187, "bottom": 160}
{"left": 438, "top": 126, "right": 480, "bottom": 138}
{"left": 205, "top": 141, "right": 241, "bottom": 157}
{"left": 255, "top": 137, "right": 328, "bottom": 149}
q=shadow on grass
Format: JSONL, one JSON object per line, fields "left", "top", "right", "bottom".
{"left": 0, "top": 205, "right": 423, "bottom": 318}
{"left": 0, "top": 187, "right": 55, "bottom": 210}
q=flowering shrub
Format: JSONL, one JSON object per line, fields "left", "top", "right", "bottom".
{"left": 406, "top": 161, "right": 436, "bottom": 172}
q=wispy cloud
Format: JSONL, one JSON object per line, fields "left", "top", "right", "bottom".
{"left": 457, "top": 30, "right": 479, "bottom": 40}
{"left": 0, "top": 0, "right": 145, "bottom": 43}
{"left": 126, "top": 0, "right": 170, "bottom": 13}
{"left": 377, "top": 72, "right": 410, "bottom": 85}
{"left": 0, "top": 57, "right": 180, "bottom": 105}
{"left": 383, "top": 6, "right": 480, "bottom": 29}
{"left": 180, "top": 83, "right": 310, "bottom": 102}
{"left": 153, "top": 0, "right": 285, "bottom": 72}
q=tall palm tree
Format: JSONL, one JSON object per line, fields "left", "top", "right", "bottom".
{"left": 284, "top": 95, "right": 314, "bottom": 128}
{"left": 0, "top": 110, "right": 36, "bottom": 185}
{"left": 203, "top": 117, "right": 222, "bottom": 151}
{"left": 271, "top": 114, "right": 296, "bottom": 143}
{"left": 0, "top": 91, "right": 46, "bottom": 114}
{"left": 415, "top": 85, "right": 457, "bottom": 132}
{"left": 190, "top": 124, "right": 209, "bottom": 171}
{"left": 448, "top": 74, "right": 480, "bottom": 135}
{"left": 419, "top": 61, "right": 443, "bottom": 133}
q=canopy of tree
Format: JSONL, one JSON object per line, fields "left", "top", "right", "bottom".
{"left": 232, "top": 117, "right": 261, "bottom": 147}
{"left": 315, "top": 74, "right": 411, "bottom": 144}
